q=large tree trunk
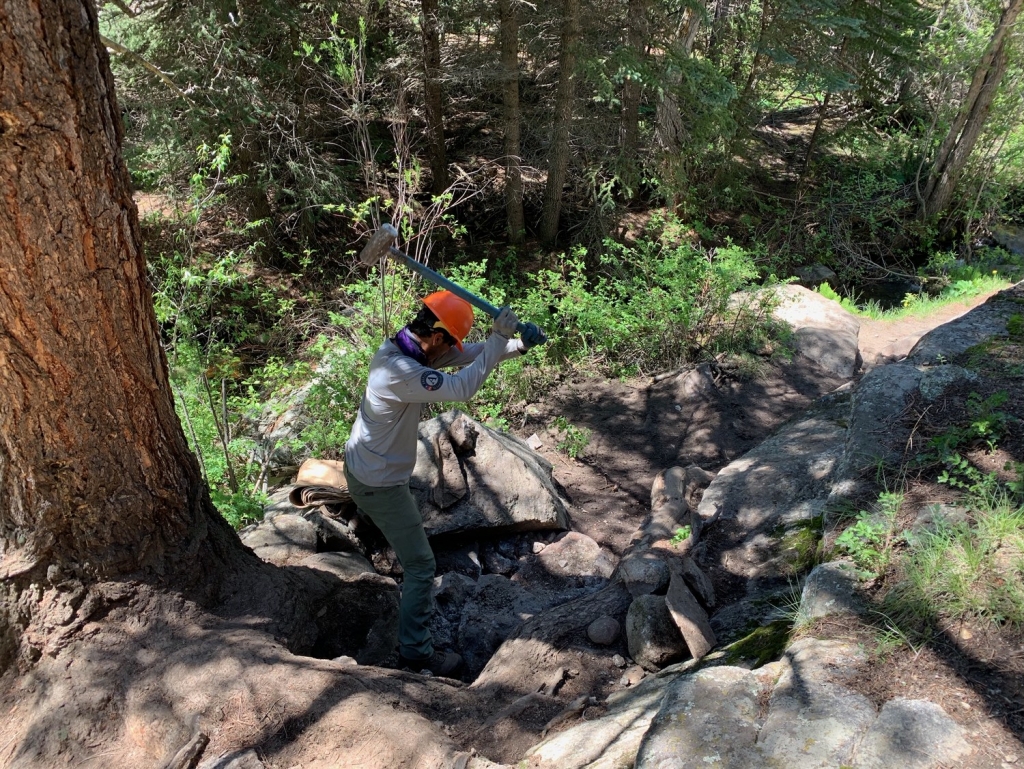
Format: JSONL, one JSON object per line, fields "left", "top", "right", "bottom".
{"left": 655, "top": 7, "right": 703, "bottom": 155}
{"left": 619, "top": 0, "right": 648, "bottom": 168}
{"left": 499, "top": 0, "right": 526, "bottom": 245}
{"left": 539, "top": 0, "right": 581, "bottom": 247}
{"left": 421, "top": 0, "right": 449, "bottom": 194}
{"left": 0, "top": 0, "right": 249, "bottom": 672}
{"left": 919, "top": 0, "right": 1023, "bottom": 219}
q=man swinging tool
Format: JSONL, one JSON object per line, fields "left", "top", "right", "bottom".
{"left": 344, "top": 287, "right": 545, "bottom": 676}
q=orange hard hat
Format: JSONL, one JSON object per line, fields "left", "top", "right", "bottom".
{"left": 422, "top": 291, "right": 474, "bottom": 351}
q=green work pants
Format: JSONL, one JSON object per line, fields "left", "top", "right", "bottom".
{"left": 344, "top": 464, "right": 435, "bottom": 660}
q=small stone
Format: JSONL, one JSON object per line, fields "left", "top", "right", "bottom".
{"left": 960, "top": 701, "right": 971, "bottom": 710}
{"left": 612, "top": 654, "right": 626, "bottom": 668}
{"left": 527, "top": 433, "right": 544, "bottom": 450}
{"left": 959, "top": 627, "right": 973, "bottom": 640}
{"left": 333, "top": 656, "right": 357, "bottom": 665}
{"left": 532, "top": 542, "right": 546, "bottom": 554}
{"left": 587, "top": 616, "right": 621, "bottom": 645}
{"left": 618, "top": 666, "right": 645, "bottom": 687}
{"left": 1005, "top": 755, "right": 1019, "bottom": 764}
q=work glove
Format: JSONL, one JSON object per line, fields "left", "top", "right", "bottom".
{"left": 492, "top": 306, "right": 519, "bottom": 339}
{"left": 519, "top": 322, "right": 547, "bottom": 352}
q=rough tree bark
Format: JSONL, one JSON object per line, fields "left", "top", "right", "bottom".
{"left": 655, "top": 7, "right": 703, "bottom": 155}
{"left": 539, "top": 0, "right": 581, "bottom": 247}
{"left": 619, "top": 0, "right": 648, "bottom": 166}
{"left": 499, "top": 0, "right": 526, "bottom": 245}
{"left": 0, "top": 0, "right": 266, "bottom": 674}
{"left": 919, "top": 0, "right": 1023, "bottom": 219}
{"left": 421, "top": 0, "right": 449, "bottom": 194}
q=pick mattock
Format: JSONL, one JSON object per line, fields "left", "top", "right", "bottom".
{"left": 358, "top": 223, "right": 547, "bottom": 345}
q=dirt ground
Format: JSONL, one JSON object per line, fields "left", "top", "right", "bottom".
{"left": 2, "top": 288, "right": 1019, "bottom": 768}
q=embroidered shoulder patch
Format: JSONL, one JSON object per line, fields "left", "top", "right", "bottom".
{"left": 420, "top": 370, "right": 444, "bottom": 391}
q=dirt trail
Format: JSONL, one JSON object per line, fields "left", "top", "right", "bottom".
{"left": 858, "top": 289, "right": 1002, "bottom": 366}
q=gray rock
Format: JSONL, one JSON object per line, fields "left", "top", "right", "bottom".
{"left": 829, "top": 363, "right": 922, "bottom": 504}
{"left": 771, "top": 284, "right": 862, "bottom": 377}
{"left": 794, "top": 264, "right": 839, "bottom": 287}
{"left": 432, "top": 572, "right": 478, "bottom": 622}
{"left": 240, "top": 513, "right": 318, "bottom": 566}
{"left": 525, "top": 660, "right": 696, "bottom": 769}
{"left": 299, "top": 551, "right": 374, "bottom": 581}
{"left": 198, "top": 749, "right": 266, "bottom": 769}
{"left": 262, "top": 487, "right": 297, "bottom": 518}
{"left": 436, "top": 543, "right": 483, "bottom": 580}
{"left": 537, "top": 532, "right": 618, "bottom": 579}
{"left": 918, "top": 364, "right": 977, "bottom": 402}
{"left": 759, "top": 647, "right": 877, "bottom": 767}
{"left": 479, "top": 548, "right": 513, "bottom": 576}
{"left": 696, "top": 409, "right": 846, "bottom": 642}
{"left": 635, "top": 666, "right": 766, "bottom": 768}
{"left": 800, "top": 560, "right": 862, "bottom": 620}
{"left": 991, "top": 225, "right": 1024, "bottom": 256}
{"left": 782, "top": 637, "right": 868, "bottom": 682}
{"left": 511, "top": 532, "right": 616, "bottom": 608}
{"left": 793, "top": 325, "right": 863, "bottom": 378}
{"left": 907, "top": 282, "right": 1024, "bottom": 364}
{"left": 665, "top": 565, "right": 715, "bottom": 659}
{"left": 251, "top": 383, "right": 313, "bottom": 482}
{"left": 626, "top": 594, "right": 688, "bottom": 671}
{"left": 674, "top": 555, "right": 716, "bottom": 608}
{"left": 853, "top": 698, "right": 973, "bottom": 768}
{"left": 587, "top": 616, "right": 621, "bottom": 645}
{"left": 412, "top": 411, "right": 572, "bottom": 537}
{"left": 618, "top": 552, "right": 671, "bottom": 598}
{"left": 302, "top": 507, "right": 365, "bottom": 554}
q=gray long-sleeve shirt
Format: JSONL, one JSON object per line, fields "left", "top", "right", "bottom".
{"left": 344, "top": 332, "right": 522, "bottom": 487}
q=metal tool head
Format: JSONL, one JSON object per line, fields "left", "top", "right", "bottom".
{"left": 357, "top": 223, "right": 399, "bottom": 266}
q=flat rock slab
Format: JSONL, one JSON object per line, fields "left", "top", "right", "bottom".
{"left": 635, "top": 666, "right": 766, "bottom": 768}
{"left": 695, "top": 408, "right": 846, "bottom": 640}
{"left": 628, "top": 638, "right": 970, "bottom": 769}
{"left": 525, "top": 662, "right": 697, "bottom": 769}
{"left": 299, "top": 551, "right": 375, "bottom": 581}
{"left": 829, "top": 363, "right": 921, "bottom": 502}
{"left": 240, "top": 513, "right": 318, "bottom": 566}
{"left": 907, "top": 281, "right": 1024, "bottom": 364}
{"left": 852, "top": 698, "right": 973, "bottom": 768}
{"left": 412, "top": 410, "right": 572, "bottom": 537}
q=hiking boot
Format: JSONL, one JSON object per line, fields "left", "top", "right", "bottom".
{"left": 399, "top": 650, "right": 463, "bottom": 677}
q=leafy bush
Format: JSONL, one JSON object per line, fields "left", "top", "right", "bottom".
{"left": 512, "top": 217, "right": 779, "bottom": 377}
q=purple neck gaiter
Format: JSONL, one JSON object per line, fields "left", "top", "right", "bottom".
{"left": 393, "top": 326, "right": 428, "bottom": 365}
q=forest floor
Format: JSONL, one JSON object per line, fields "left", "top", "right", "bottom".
{"left": 3, "top": 287, "right": 1019, "bottom": 769}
